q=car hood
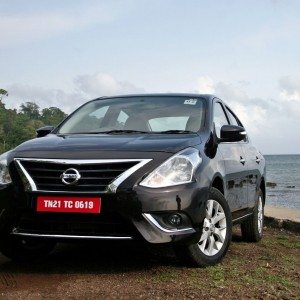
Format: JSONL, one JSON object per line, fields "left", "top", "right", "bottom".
{"left": 12, "top": 133, "right": 202, "bottom": 157}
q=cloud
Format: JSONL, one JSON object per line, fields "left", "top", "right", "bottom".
{"left": 278, "top": 76, "right": 300, "bottom": 118}
{"left": 3, "top": 72, "right": 144, "bottom": 113}
{"left": 240, "top": 18, "right": 300, "bottom": 51}
{"left": 0, "top": 14, "right": 74, "bottom": 47}
{"left": 195, "top": 76, "right": 215, "bottom": 94}
{"left": 194, "top": 76, "right": 300, "bottom": 153}
{"left": 5, "top": 84, "right": 84, "bottom": 113}
{"left": 195, "top": 77, "right": 268, "bottom": 133}
{"left": 279, "top": 76, "right": 300, "bottom": 99}
{"left": 74, "top": 73, "right": 144, "bottom": 98}
{"left": 0, "top": 2, "right": 124, "bottom": 48}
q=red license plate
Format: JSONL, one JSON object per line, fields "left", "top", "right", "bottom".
{"left": 36, "top": 196, "right": 101, "bottom": 214}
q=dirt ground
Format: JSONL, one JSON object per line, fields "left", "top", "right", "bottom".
{"left": 0, "top": 226, "right": 299, "bottom": 300}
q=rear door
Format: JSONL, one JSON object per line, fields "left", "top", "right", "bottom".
{"left": 214, "top": 101, "right": 248, "bottom": 211}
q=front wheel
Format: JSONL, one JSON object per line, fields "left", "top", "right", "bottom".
{"left": 241, "top": 189, "right": 264, "bottom": 242}
{"left": 174, "top": 188, "right": 232, "bottom": 267}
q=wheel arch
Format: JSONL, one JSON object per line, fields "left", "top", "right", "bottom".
{"left": 260, "top": 177, "right": 266, "bottom": 205}
{"left": 211, "top": 174, "right": 225, "bottom": 195}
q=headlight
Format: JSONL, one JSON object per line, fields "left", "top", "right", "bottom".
{"left": 0, "top": 151, "right": 12, "bottom": 185}
{"left": 140, "top": 148, "right": 202, "bottom": 188}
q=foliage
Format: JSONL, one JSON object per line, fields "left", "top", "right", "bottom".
{"left": 0, "top": 89, "right": 8, "bottom": 99}
{"left": 0, "top": 98, "right": 67, "bottom": 154}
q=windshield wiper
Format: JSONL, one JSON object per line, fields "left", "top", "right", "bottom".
{"left": 63, "top": 130, "right": 194, "bottom": 135}
{"left": 156, "top": 130, "right": 195, "bottom": 134}
{"left": 97, "top": 130, "right": 149, "bottom": 134}
{"left": 60, "top": 130, "right": 149, "bottom": 135}
{"left": 103, "top": 130, "right": 196, "bottom": 134}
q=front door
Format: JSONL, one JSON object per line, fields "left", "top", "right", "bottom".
{"left": 225, "top": 105, "right": 258, "bottom": 209}
{"left": 214, "top": 101, "right": 248, "bottom": 211}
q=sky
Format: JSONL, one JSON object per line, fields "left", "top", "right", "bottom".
{"left": 0, "top": 0, "right": 299, "bottom": 154}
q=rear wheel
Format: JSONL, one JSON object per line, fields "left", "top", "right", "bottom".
{"left": 241, "top": 189, "right": 264, "bottom": 242}
{"left": 0, "top": 235, "right": 56, "bottom": 262}
{"left": 174, "top": 188, "right": 232, "bottom": 267}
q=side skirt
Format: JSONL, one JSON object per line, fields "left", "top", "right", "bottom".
{"left": 232, "top": 208, "right": 254, "bottom": 224}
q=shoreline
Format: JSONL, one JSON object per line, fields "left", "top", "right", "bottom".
{"left": 264, "top": 205, "right": 300, "bottom": 233}
{"left": 265, "top": 205, "right": 300, "bottom": 223}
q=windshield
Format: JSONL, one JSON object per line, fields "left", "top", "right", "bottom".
{"left": 58, "top": 96, "right": 206, "bottom": 134}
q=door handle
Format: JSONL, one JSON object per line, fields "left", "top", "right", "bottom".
{"left": 240, "top": 156, "right": 246, "bottom": 165}
{"left": 256, "top": 156, "right": 261, "bottom": 164}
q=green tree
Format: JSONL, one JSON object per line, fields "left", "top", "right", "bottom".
{"left": 0, "top": 89, "right": 8, "bottom": 109}
{"left": 20, "top": 102, "right": 40, "bottom": 119}
{"left": 41, "top": 107, "right": 67, "bottom": 126}
{"left": 0, "top": 95, "right": 67, "bottom": 154}
{"left": 0, "top": 89, "right": 8, "bottom": 99}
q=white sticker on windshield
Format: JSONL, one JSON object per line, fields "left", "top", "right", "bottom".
{"left": 184, "top": 99, "right": 198, "bottom": 105}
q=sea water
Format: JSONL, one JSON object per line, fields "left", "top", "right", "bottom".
{"left": 265, "top": 155, "right": 300, "bottom": 209}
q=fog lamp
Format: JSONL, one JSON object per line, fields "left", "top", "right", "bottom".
{"left": 167, "top": 214, "right": 182, "bottom": 226}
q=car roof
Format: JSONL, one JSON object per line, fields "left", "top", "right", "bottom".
{"left": 92, "top": 93, "right": 217, "bottom": 102}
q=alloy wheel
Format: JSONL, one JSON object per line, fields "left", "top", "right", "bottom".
{"left": 198, "top": 199, "right": 227, "bottom": 256}
{"left": 257, "top": 196, "right": 263, "bottom": 234}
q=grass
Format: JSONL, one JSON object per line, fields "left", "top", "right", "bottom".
{"left": 282, "top": 255, "right": 298, "bottom": 266}
{"left": 153, "top": 267, "right": 179, "bottom": 282}
{"left": 266, "top": 274, "right": 294, "bottom": 289}
{"left": 207, "top": 265, "right": 225, "bottom": 283}
{"left": 0, "top": 227, "right": 299, "bottom": 299}
{"left": 276, "top": 235, "right": 300, "bottom": 249}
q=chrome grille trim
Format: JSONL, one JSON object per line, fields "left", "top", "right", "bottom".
{"left": 142, "top": 213, "right": 195, "bottom": 235}
{"left": 14, "top": 158, "right": 152, "bottom": 193}
{"left": 11, "top": 230, "right": 133, "bottom": 240}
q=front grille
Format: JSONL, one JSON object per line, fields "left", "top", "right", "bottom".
{"left": 18, "top": 160, "right": 139, "bottom": 192}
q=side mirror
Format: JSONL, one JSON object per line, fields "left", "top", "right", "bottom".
{"left": 36, "top": 126, "right": 55, "bottom": 138}
{"left": 219, "top": 125, "right": 246, "bottom": 143}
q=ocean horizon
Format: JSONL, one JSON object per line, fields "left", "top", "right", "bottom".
{"left": 265, "top": 154, "right": 300, "bottom": 209}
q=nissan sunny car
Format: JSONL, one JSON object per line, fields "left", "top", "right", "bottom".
{"left": 0, "top": 94, "right": 266, "bottom": 266}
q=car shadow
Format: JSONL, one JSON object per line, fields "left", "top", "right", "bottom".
{"left": 0, "top": 240, "right": 179, "bottom": 275}
{"left": 0, "top": 229, "right": 244, "bottom": 275}
{"left": 232, "top": 234, "right": 244, "bottom": 243}
{"left": 231, "top": 225, "right": 249, "bottom": 243}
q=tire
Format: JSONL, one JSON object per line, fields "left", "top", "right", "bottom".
{"left": 241, "top": 189, "right": 264, "bottom": 242}
{"left": 0, "top": 235, "right": 56, "bottom": 262}
{"left": 174, "top": 188, "right": 232, "bottom": 267}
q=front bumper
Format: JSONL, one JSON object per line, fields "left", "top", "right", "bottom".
{"left": 0, "top": 182, "right": 208, "bottom": 244}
